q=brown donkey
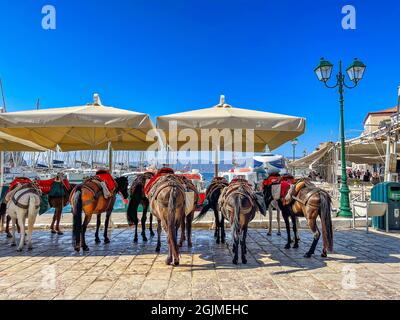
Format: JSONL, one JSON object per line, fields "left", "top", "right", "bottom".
{"left": 147, "top": 174, "right": 186, "bottom": 265}
{"left": 70, "top": 173, "right": 129, "bottom": 252}
{"left": 219, "top": 178, "right": 257, "bottom": 265}
{"left": 284, "top": 179, "right": 333, "bottom": 258}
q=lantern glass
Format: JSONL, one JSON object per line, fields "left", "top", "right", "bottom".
{"left": 314, "top": 58, "right": 333, "bottom": 82}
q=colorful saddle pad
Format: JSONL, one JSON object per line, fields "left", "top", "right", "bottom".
{"left": 144, "top": 168, "right": 175, "bottom": 196}
{"left": 95, "top": 170, "right": 117, "bottom": 193}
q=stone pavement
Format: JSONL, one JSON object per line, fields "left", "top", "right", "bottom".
{"left": 0, "top": 227, "right": 399, "bottom": 300}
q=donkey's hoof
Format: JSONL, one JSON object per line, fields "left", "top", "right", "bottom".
{"left": 165, "top": 257, "right": 172, "bottom": 265}
{"left": 221, "top": 239, "right": 226, "bottom": 244}
{"left": 178, "top": 242, "right": 183, "bottom": 248}
{"left": 267, "top": 232, "right": 272, "bottom": 236}
{"left": 150, "top": 230, "right": 155, "bottom": 237}
{"left": 155, "top": 246, "right": 161, "bottom": 253}
{"left": 321, "top": 251, "right": 327, "bottom": 258}
{"left": 232, "top": 259, "right": 238, "bottom": 265}
{"left": 142, "top": 235, "right": 148, "bottom": 242}
{"left": 28, "top": 246, "right": 33, "bottom": 251}
{"left": 6, "top": 233, "right": 13, "bottom": 238}
{"left": 57, "top": 231, "right": 64, "bottom": 236}
{"left": 133, "top": 237, "right": 138, "bottom": 243}
{"left": 188, "top": 241, "right": 193, "bottom": 248}
{"left": 304, "top": 252, "right": 312, "bottom": 258}
{"left": 17, "top": 248, "right": 23, "bottom": 252}
{"left": 216, "top": 239, "right": 220, "bottom": 244}
{"left": 242, "top": 258, "right": 247, "bottom": 264}
{"left": 104, "top": 238, "right": 110, "bottom": 244}
{"left": 284, "top": 244, "right": 291, "bottom": 249}
{"left": 173, "top": 260, "right": 179, "bottom": 266}
{"left": 82, "top": 245, "right": 90, "bottom": 252}
{"left": 74, "top": 246, "right": 80, "bottom": 252}
{"left": 95, "top": 238, "right": 101, "bottom": 244}
{"left": 277, "top": 232, "right": 281, "bottom": 236}
{"left": 293, "top": 243, "right": 299, "bottom": 249}
{"left": 51, "top": 229, "right": 57, "bottom": 234}
{"left": 11, "top": 243, "right": 16, "bottom": 247}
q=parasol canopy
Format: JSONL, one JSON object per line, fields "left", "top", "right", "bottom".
{"left": 157, "top": 95, "right": 305, "bottom": 152}
{"left": 0, "top": 131, "right": 47, "bottom": 151}
{"left": 0, "top": 94, "right": 157, "bottom": 151}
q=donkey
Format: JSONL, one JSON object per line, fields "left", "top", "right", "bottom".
{"left": 6, "top": 183, "right": 42, "bottom": 251}
{"left": 127, "top": 171, "right": 155, "bottom": 242}
{"left": 148, "top": 174, "right": 186, "bottom": 265}
{"left": 283, "top": 179, "right": 333, "bottom": 258}
{"left": 219, "top": 178, "right": 258, "bottom": 264}
{"left": 195, "top": 177, "right": 228, "bottom": 244}
{"left": 70, "top": 174, "right": 129, "bottom": 252}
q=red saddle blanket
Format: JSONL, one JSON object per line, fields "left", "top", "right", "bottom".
{"left": 144, "top": 168, "right": 174, "bottom": 196}
{"left": 8, "top": 177, "right": 71, "bottom": 195}
{"left": 9, "top": 177, "right": 33, "bottom": 191}
{"left": 36, "top": 178, "right": 72, "bottom": 195}
{"left": 279, "top": 181, "right": 292, "bottom": 198}
{"left": 95, "top": 170, "right": 116, "bottom": 193}
{"left": 263, "top": 175, "right": 293, "bottom": 199}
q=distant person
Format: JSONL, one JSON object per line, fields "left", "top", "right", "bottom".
{"left": 363, "top": 170, "right": 371, "bottom": 183}
{"left": 371, "top": 172, "right": 380, "bottom": 185}
{"left": 357, "top": 170, "right": 361, "bottom": 180}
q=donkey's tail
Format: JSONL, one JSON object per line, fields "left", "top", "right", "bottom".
{"left": 71, "top": 188, "right": 83, "bottom": 249}
{"left": 126, "top": 186, "right": 140, "bottom": 226}
{"left": 319, "top": 190, "right": 333, "bottom": 253}
{"left": 0, "top": 202, "right": 6, "bottom": 232}
{"left": 168, "top": 186, "right": 179, "bottom": 265}
{"left": 194, "top": 202, "right": 211, "bottom": 222}
{"left": 232, "top": 194, "right": 241, "bottom": 240}
{"left": 27, "top": 195, "right": 37, "bottom": 239}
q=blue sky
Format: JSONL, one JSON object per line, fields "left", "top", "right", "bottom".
{"left": 0, "top": 0, "right": 399, "bottom": 159}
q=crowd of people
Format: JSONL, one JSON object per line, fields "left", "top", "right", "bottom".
{"left": 306, "top": 169, "right": 382, "bottom": 185}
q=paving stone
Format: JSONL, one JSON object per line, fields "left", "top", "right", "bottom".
{"left": 0, "top": 228, "right": 399, "bottom": 300}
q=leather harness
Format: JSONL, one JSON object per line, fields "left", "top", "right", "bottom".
{"left": 147, "top": 175, "right": 186, "bottom": 203}
{"left": 292, "top": 187, "right": 320, "bottom": 208}
{"left": 12, "top": 187, "right": 41, "bottom": 210}
{"left": 80, "top": 177, "right": 118, "bottom": 207}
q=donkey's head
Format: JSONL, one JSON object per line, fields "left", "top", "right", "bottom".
{"left": 116, "top": 176, "right": 129, "bottom": 200}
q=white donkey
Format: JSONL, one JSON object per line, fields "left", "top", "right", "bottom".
{"left": 5, "top": 183, "right": 41, "bottom": 252}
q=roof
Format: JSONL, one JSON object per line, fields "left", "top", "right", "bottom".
{"left": 363, "top": 107, "right": 397, "bottom": 124}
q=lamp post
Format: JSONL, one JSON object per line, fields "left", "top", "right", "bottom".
{"left": 291, "top": 138, "right": 298, "bottom": 175}
{"left": 314, "top": 58, "right": 366, "bottom": 217}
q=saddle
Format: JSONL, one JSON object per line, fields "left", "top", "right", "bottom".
{"left": 36, "top": 178, "right": 71, "bottom": 196}
{"left": 144, "top": 168, "right": 175, "bottom": 196}
{"left": 177, "top": 175, "right": 199, "bottom": 215}
{"left": 287, "top": 179, "right": 319, "bottom": 208}
{"left": 95, "top": 170, "right": 117, "bottom": 193}
{"left": 83, "top": 175, "right": 113, "bottom": 199}
{"left": 205, "top": 177, "right": 228, "bottom": 200}
{"left": 147, "top": 174, "right": 186, "bottom": 204}
{"left": 219, "top": 178, "right": 266, "bottom": 216}
{"left": 9, "top": 184, "right": 41, "bottom": 210}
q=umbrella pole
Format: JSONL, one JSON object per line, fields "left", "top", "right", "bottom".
{"left": 108, "top": 142, "right": 113, "bottom": 173}
{"left": 214, "top": 147, "right": 219, "bottom": 177}
{"left": 0, "top": 151, "right": 4, "bottom": 190}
